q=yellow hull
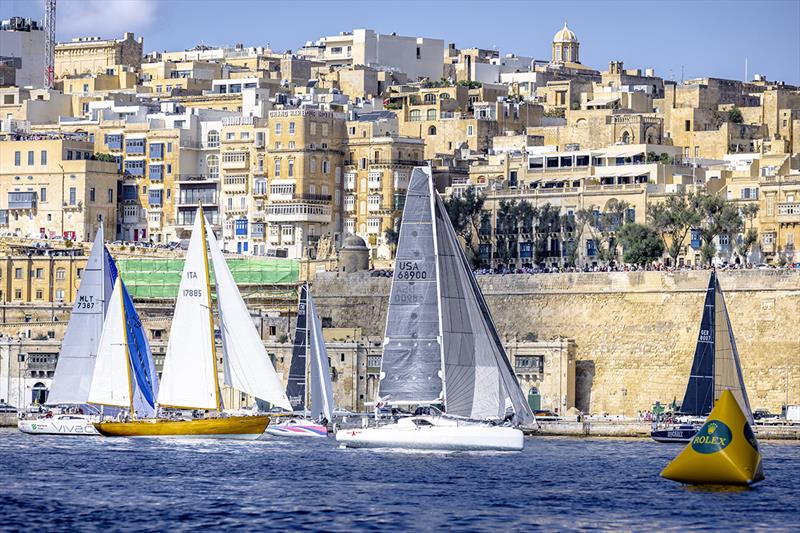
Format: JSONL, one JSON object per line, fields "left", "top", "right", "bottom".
{"left": 94, "top": 415, "right": 270, "bottom": 439}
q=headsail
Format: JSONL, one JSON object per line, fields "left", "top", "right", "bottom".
{"left": 377, "top": 168, "right": 443, "bottom": 405}
{"left": 286, "top": 285, "right": 309, "bottom": 412}
{"left": 87, "top": 277, "right": 131, "bottom": 409}
{"left": 307, "top": 287, "right": 334, "bottom": 421}
{"left": 206, "top": 222, "right": 292, "bottom": 411}
{"left": 431, "top": 171, "right": 534, "bottom": 425}
{"left": 712, "top": 272, "right": 754, "bottom": 424}
{"left": 680, "top": 271, "right": 754, "bottom": 424}
{"left": 157, "top": 210, "right": 219, "bottom": 410}
{"left": 47, "top": 226, "right": 114, "bottom": 405}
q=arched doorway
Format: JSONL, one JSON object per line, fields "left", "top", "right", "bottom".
{"left": 31, "top": 382, "right": 48, "bottom": 405}
{"left": 528, "top": 386, "right": 541, "bottom": 411}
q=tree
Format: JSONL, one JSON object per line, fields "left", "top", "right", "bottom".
{"left": 443, "top": 186, "right": 485, "bottom": 265}
{"left": 728, "top": 107, "right": 744, "bottom": 124}
{"left": 735, "top": 203, "right": 759, "bottom": 263}
{"left": 384, "top": 219, "right": 401, "bottom": 251}
{"left": 583, "top": 199, "right": 630, "bottom": 264}
{"left": 533, "top": 204, "right": 560, "bottom": 264}
{"left": 647, "top": 193, "right": 702, "bottom": 266}
{"left": 694, "top": 194, "right": 744, "bottom": 266}
{"left": 617, "top": 223, "right": 664, "bottom": 266}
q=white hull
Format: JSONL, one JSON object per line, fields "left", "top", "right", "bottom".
{"left": 18, "top": 415, "right": 99, "bottom": 436}
{"left": 336, "top": 417, "right": 524, "bottom": 451}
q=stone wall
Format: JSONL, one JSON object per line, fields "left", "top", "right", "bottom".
{"left": 312, "top": 270, "right": 800, "bottom": 415}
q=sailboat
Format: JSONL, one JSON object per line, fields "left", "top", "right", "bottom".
{"left": 265, "top": 284, "right": 334, "bottom": 438}
{"left": 336, "top": 167, "right": 535, "bottom": 451}
{"left": 651, "top": 270, "right": 754, "bottom": 443}
{"left": 18, "top": 226, "right": 114, "bottom": 436}
{"left": 94, "top": 207, "right": 292, "bottom": 439}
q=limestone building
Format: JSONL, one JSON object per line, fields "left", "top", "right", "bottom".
{"left": 0, "top": 136, "right": 118, "bottom": 242}
{"left": 0, "top": 17, "right": 46, "bottom": 88}
{"left": 54, "top": 32, "right": 144, "bottom": 78}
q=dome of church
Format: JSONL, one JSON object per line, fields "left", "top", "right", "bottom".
{"left": 553, "top": 22, "right": 578, "bottom": 43}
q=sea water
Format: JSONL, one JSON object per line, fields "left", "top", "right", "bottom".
{"left": 1, "top": 429, "right": 798, "bottom": 531}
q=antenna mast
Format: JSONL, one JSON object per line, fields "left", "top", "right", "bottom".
{"left": 44, "top": 0, "right": 56, "bottom": 88}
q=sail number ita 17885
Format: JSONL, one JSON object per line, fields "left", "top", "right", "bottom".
{"left": 183, "top": 271, "right": 203, "bottom": 297}
{"left": 396, "top": 261, "right": 429, "bottom": 280}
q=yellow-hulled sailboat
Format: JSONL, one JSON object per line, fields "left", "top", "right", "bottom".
{"left": 661, "top": 389, "right": 764, "bottom": 485}
{"left": 94, "top": 207, "right": 292, "bottom": 439}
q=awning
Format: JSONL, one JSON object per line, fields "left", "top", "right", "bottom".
{"left": 597, "top": 145, "right": 646, "bottom": 159}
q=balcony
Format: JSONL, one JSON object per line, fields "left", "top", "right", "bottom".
{"left": 176, "top": 174, "right": 218, "bottom": 184}
{"left": 369, "top": 159, "right": 424, "bottom": 167}
{"left": 777, "top": 203, "right": 800, "bottom": 223}
{"left": 221, "top": 152, "right": 249, "bottom": 170}
{"left": 265, "top": 202, "right": 332, "bottom": 223}
{"left": 0, "top": 209, "right": 8, "bottom": 225}
{"left": 8, "top": 192, "right": 37, "bottom": 210}
{"left": 177, "top": 190, "right": 218, "bottom": 207}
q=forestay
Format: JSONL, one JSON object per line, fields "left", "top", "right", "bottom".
{"left": 157, "top": 212, "right": 218, "bottom": 410}
{"left": 378, "top": 167, "right": 443, "bottom": 405}
{"left": 206, "top": 222, "right": 292, "bottom": 411}
{"left": 47, "top": 227, "right": 114, "bottom": 406}
{"left": 307, "top": 288, "right": 334, "bottom": 421}
{"left": 87, "top": 278, "right": 131, "bottom": 409}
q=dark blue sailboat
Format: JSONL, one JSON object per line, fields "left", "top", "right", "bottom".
{"left": 651, "top": 270, "right": 753, "bottom": 443}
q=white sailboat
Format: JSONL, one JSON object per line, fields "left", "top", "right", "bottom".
{"left": 336, "top": 167, "right": 535, "bottom": 451}
{"left": 18, "top": 226, "right": 113, "bottom": 436}
{"left": 94, "top": 208, "right": 291, "bottom": 439}
{"left": 265, "top": 283, "right": 334, "bottom": 438}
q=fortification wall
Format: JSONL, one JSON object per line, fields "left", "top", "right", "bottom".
{"left": 313, "top": 270, "right": 800, "bottom": 414}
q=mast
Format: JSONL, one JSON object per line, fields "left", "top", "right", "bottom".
{"left": 428, "top": 166, "right": 447, "bottom": 410}
{"left": 199, "top": 207, "right": 222, "bottom": 412}
{"left": 305, "top": 282, "right": 311, "bottom": 416}
{"left": 121, "top": 277, "right": 135, "bottom": 419}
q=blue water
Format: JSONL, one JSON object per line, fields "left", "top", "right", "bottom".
{"left": 1, "top": 429, "right": 798, "bottom": 531}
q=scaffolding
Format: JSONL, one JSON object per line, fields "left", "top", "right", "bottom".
{"left": 116, "top": 257, "right": 299, "bottom": 299}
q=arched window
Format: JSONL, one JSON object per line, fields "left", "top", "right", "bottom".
{"left": 621, "top": 131, "right": 631, "bottom": 145}
{"left": 409, "top": 109, "right": 421, "bottom": 121}
{"left": 426, "top": 109, "right": 436, "bottom": 121}
{"left": 207, "top": 155, "right": 219, "bottom": 178}
{"left": 428, "top": 126, "right": 437, "bottom": 135}
{"left": 424, "top": 93, "right": 436, "bottom": 104}
{"left": 32, "top": 382, "right": 48, "bottom": 405}
{"left": 207, "top": 130, "right": 219, "bottom": 148}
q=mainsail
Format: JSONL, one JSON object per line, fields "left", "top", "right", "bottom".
{"left": 681, "top": 270, "right": 753, "bottom": 423}
{"left": 307, "top": 288, "right": 334, "bottom": 421}
{"left": 157, "top": 211, "right": 219, "bottom": 410}
{"left": 47, "top": 226, "right": 114, "bottom": 405}
{"left": 88, "top": 278, "right": 131, "bottom": 409}
{"left": 378, "top": 166, "right": 534, "bottom": 425}
{"left": 377, "top": 168, "right": 444, "bottom": 405}
{"left": 205, "top": 223, "right": 292, "bottom": 411}
{"left": 286, "top": 285, "right": 309, "bottom": 412}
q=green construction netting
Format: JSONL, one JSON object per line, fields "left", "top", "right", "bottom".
{"left": 117, "top": 257, "right": 299, "bottom": 299}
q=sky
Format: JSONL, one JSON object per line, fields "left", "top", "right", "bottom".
{"left": 2, "top": 0, "right": 799, "bottom": 84}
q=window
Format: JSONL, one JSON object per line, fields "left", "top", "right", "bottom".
{"left": 288, "top": 122, "right": 295, "bottom": 135}
{"left": 275, "top": 122, "right": 282, "bottom": 135}
{"left": 14, "top": 289, "right": 21, "bottom": 300}
{"left": 288, "top": 159, "right": 294, "bottom": 177}
{"left": 685, "top": 120, "right": 691, "bottom": 131}
{"left": 69, "top": 187, "right": 77, "bottom": 206}
{"left": 207, "top": 130, "right": 219, "bottom": 147}
{"left": 207, "top": 155, "right": 219, "bottom": 179}
{"left": 360, "top": 157, "right": 367, "bottom": 170}
{"left": 310, "top": 122, "right": 317, "bottom": 135}
{"left": 427, "top": 109, "right": 436, "bottom": 121}
{"left": 167, "top": 142, "right": 172, "bottom": 152}
{"left": 515, "top": 355, "right": 543, "bottom": 372}
{"left": 40, "top": 187, "right": 47, "bottom": 203}
{"left": 274, "top": 159, "right": 281, "bottom": 177}
{"left": 322, "top": 124, "right": 329, "bottom": 137}
{"left": 14, "top": 151, "right": 21, "bottom": 166}
{"left": 719, "top": 234, "right": 730, "bottom": 246}
{"left": 14, "top": 268, "right": 22, "bottom": 279}
{"left": 416, "top": 46, "right": 421, "bottom": 59}
{"left": 27, "top": 151, "right": 34, "bottom": 165}
{"left": 55, "top": 289, "right": 65, "bottom": 301}
{"left": 409, "top": 109, "right": 421, "bottom": 121}
{"left": 89, "top": 188, "right": 95, "bottom": 202}
{"left": 529, "top": 157, "right": 543, "bottom": 170}
{"left": 367, "top": 218, "right": 381, "bottom": 234}
{"left": 467, "top": 125, "right": 474, "bottom": 136}
{"left": 35, "top": 289, "right": 43, "bottom": 300}
{"left": 108, "top": 188, "right": 113, "bottom": 203}
{"left": 226, "top": 132, "right": 235, "bottom": 140}
{"left": 428, "top": 125, "right": 437, "bottom": 135}
{"left": 40, "top": 150, "right": 47, "bottom": 165}
{"left": 125, "top": 138, "right": 146, "bottom": 155}
{"left": 310, "top": 158, "right": 317, "bottom": 173}
{"left": 56, "top": 268, "right": 66, "bottom": 280}
{"left": 322, "top": 160, "right": 329, "bottom": 174}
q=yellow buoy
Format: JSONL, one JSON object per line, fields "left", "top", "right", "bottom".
{"left": 661, "top": 389, "right": 764, "bottom": 485}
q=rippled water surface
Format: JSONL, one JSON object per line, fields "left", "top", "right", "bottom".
{"left": 1, "top": 429, "right": 798, "bottom": 531}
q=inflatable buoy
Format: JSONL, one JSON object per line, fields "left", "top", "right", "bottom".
{"left": 661, "top": 390, "right": 764, "bottom": 485}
